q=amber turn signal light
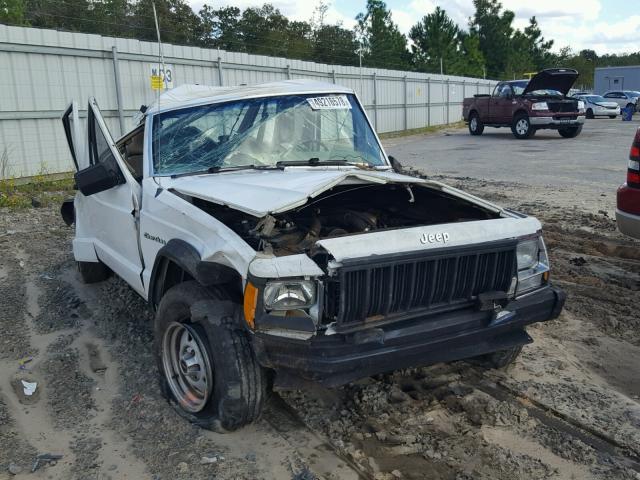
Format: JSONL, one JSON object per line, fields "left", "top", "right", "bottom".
{"left": 243, "top": 282, "right": 258, "bottom": 329}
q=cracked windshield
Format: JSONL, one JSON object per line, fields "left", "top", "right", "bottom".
{"left": 152, "top": 93, "right": 386, "bottom": 175}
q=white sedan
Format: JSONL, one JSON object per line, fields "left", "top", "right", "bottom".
{"left": 575, "top": 94, "right": 620, "bottom": 119}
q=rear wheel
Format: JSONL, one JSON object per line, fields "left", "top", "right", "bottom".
{"left": 511, "top": 114, "right": 534, "bottom": 139}
{"left": 77, "top": 260, "right": 111, "bottom": 284}
{"left": 558, "top": 125, "right": 583, "bottom": 138}
{"left": 586, "top": 108, "right": 594, "bottom": 119}
{"left": 468, "top": 113, "right": 484, "bottom": 135}
{"left": 154, "top": 281, "right": 267, "bottom": 432}
{"left": 609, "top": 115, "right": 617, "bottom": 119}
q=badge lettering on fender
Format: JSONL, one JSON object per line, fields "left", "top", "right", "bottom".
{"left": 144, "top": 232, "right": 167, "bottom": 245}
{"left": 420, "top": 232, "right": 450, "bottom": 244}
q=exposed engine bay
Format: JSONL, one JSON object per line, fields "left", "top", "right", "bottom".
{"left": 190, "top": 183, "right": 500, "bottom": 256}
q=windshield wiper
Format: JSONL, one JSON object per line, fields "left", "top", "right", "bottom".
{"left": 276, "top": 158, "right": 375, "bottom": 168}
{"left": 170, "top": 164, "right": 283, "bottom": 179}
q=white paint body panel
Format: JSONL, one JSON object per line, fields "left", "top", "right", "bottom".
{"left": 317, "top": 217, "right": 542, "bottom": 264}
{"left": 249, "top": 254, "right": 324, "bottom": 279}
{"left": 139, "top": 179, "right": 257, "bottom": 290}
{"left": 163, "top": 169, "right": 426, "bottom": 218}
{"left": 147, "top": 80, "right": 353, "bottom": 115}
{"left": 72, "top": 99, "right": 145, "bottom": 295}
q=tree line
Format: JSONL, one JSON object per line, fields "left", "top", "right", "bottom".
{"left": 0, "top": 0, "right": 636, "bottom": 85}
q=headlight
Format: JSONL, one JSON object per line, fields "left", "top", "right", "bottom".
{"left": 516, "top": 236, "right": 550, "bottom": 296}
{"left": 264, "top": 280, "right": 316, "bottom": 310}
{"left": 517, "top": 239, "right": 539, "bottom": 270}
{"left": 531, "top": 102, "right": 548, "bottom": 111}
{"left": 577, "top": 100, "right": 585, "bottom": 110}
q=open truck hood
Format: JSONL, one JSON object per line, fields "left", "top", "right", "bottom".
{"left": 523, "top": 68, "right": 579, "bottom": 96}
{"left": 163, "top": 168, "right": 427, "bottom": 218}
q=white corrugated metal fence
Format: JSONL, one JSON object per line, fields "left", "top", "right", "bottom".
{"left": 0, "top": 24, "right": 497, "bottom": 178}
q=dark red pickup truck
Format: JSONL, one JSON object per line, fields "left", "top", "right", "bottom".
{"left": 463, "top": 68, "right": 585, "bottom": 139}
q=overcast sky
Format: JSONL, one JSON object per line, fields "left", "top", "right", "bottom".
{"left": 189, "top": 0, "right": 636, "bottom": 55}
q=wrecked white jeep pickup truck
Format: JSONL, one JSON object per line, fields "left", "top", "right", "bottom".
{"left": 60, "top": 80, "right": 565, "bottom": 431}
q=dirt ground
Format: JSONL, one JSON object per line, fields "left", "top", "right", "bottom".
{"left": 1, "top": 168, "right": 639, "bottom": 479}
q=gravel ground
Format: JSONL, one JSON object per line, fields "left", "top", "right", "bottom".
{"left": 0, "top": 130, "right": 639, "bottom": 479}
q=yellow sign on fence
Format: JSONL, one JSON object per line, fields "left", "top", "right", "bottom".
{"left": 150, "top": 75, "right": 164, "bottom": 90}
{"left": 149, "top": 64, "right": 174, "bottom": 90}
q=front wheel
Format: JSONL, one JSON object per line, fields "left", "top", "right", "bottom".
{"left": 586, "top": 108, "right": 594, "bottom": 119}
{"left": 558, "top": 125, "right": 583, "bottom": 138}
{"left": 511, "top": 115, "right": 534, "bottom": 139}
{"left": 468, "top": 113, "right": 484, "bottom": 135}
{"left": 154, "top": 281, "right": 267, "bottom": 432}
{"left": 470, "top": 345, "right": 523, "bottom": 369}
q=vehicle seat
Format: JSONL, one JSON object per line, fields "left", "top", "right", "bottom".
{"left": 125, "top": 133, "right": 144, "bottom": 181}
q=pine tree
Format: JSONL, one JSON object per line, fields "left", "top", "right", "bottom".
{"left": 356, "top": 0, "right": 410, "bottom": 70}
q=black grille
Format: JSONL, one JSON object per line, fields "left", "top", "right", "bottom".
{"left": 548, "top": 101, "right": 578, "bottom": 113}
{"left": 324, "top": 242, "right": 517, "bottom": 329}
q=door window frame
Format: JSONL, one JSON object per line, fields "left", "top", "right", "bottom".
{"left": 61, "top": 102, "right": 82, "bottom": 171}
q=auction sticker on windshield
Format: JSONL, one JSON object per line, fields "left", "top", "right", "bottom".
{"left": 306, "top": 95, "right": 351, "bottom": 110}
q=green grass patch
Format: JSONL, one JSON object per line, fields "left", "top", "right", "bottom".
{"left": 379, "top": 121, "right": 465, "bottom": 140}
{"left": 0, "top": 174, "right": 75, "bottom": 209}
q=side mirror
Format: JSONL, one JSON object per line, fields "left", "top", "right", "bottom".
{"left": 388, "top": 155, "right": 403, "bottom": 173}
{"left": 74, "top": 163, "right": 123, "bottom": 196}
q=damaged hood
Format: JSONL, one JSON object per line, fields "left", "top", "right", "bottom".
{"left": 522, "top": 68, "right": 579, "bottom": 96}
{"left": 162, "top": 168, "right": 426, "bottom": 217}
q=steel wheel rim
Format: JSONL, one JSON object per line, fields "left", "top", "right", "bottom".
{"left": 470, "top": 117, "right": 478, "bottom": 131}
{"left": 516, "top": 119, "right": 528, "bottom": 135}
{"left": 162, "top": 321, "right": 213, "bottom": 413}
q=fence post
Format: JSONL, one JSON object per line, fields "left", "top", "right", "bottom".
{"left": 403, "top": 75, "right": 408, "bottom": 131}
{"left": 461, "top": 80, "right": 465, "bottom": 123}
{"left": 111, "top": 46, "right": 125, "bottom": 136}
{"left": 217, "top": 57, "right": 224, "bottom": 86}
{"left": 373, "top": 72, "right": 378, "bottom": 130}
{"left": 426, "top": 77, "right": 431, "bottom": 127}
{"left": 445, "top": 78, "right": 450, "bottom": 125}
{"left": 286, "top": 64, "right": 291, "bottom": 80}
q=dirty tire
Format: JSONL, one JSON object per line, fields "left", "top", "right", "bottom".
{"left": 468, "top": 113, "right": 484, "bottom": 135}
{"left": 154, "top": 281, "right": 266, "bottom": 432}
{"left": 77, "top": 260, "right": 111, "bottom": 284}
{"left": 511, "top": 114, "right": 534, "bottom": 139}
{"left": 471, "top": 345, "right": 523, "bottom": 369}
{"left": 558, "top": 125, "right": 583, "bottom": 138}
{"left": 586, "top": 108, "right": 594, "bottom": 119}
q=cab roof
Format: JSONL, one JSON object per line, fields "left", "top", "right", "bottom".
{"left": 147, "top": 79, "right": 354, "bottom": 115}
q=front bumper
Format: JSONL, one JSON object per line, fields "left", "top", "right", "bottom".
{"left": 252, "top": 285, "right": 566, "bottom": 388}
{"left": 594, "top": 107, "right": 619, "bottom": 116}
{"left": 530, "top": 116, "right": 585, "bottom": 127}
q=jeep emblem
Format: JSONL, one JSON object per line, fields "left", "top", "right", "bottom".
{"left": 420, "top": 232, "right": 450, "bottom": 244}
